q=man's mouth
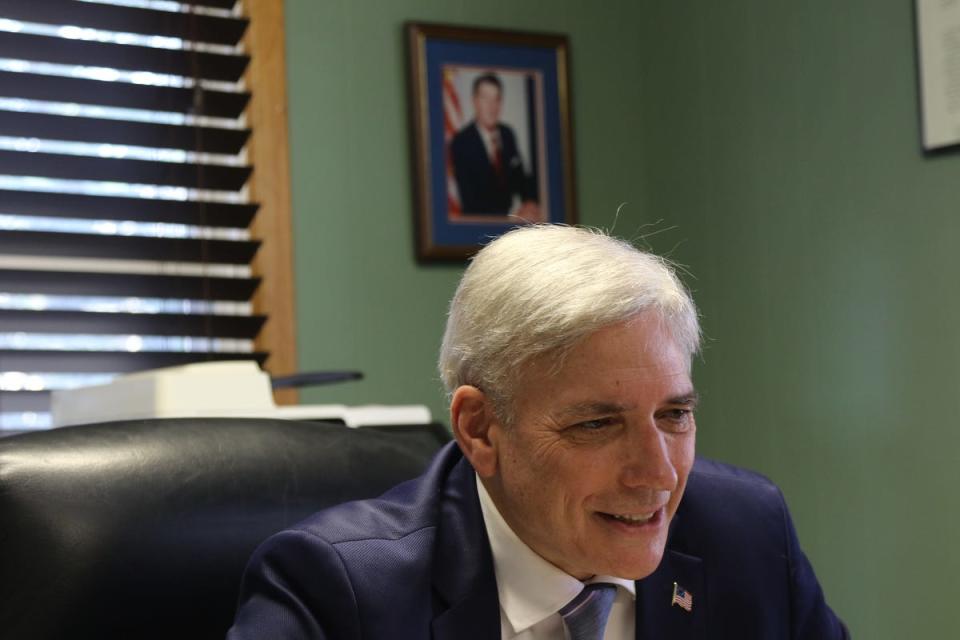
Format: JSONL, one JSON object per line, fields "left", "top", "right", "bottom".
{"left": 597, "top": 507, "right": 664, "bottom": 527}
{"left": 610, "top": 512, "right": 655, "bottom": 524}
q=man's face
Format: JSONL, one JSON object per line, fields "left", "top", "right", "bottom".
{"left": 472, "top": 81, "right": 502, "bottom": 131}
{"left": 482, "top": 314, "right": 696, "bottom": 580}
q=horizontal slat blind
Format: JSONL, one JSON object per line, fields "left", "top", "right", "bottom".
{"left": 0, "top": 0, "right": 249, "bottom": 44}
{"left": 0, "top": 111, "right": 252, "bottom": 154}
{"left": 0, "top": 0, "right": 265, "bottom": 431}
{"left": 0, "top": 71, "right": 250, "bottom": 115}
{"left": 0, "top": 149, "right": 252, "bottom": 188}
{"left": 0, "top": 269, "right": 261, "bottom": 299}
{"left": 0, "top": 309, "right": 266, "bottom": 336}
{"left": 0, "top": 190, "right": 257, "bottom": 225}
{"left": 0, "top": 349, "right": 266, "bottom": 371}
{"left": 0, "top": 232, "right": 259, "bottom": 261}
{"left": 0, "top": 31, "right": 250, "bottom": 81}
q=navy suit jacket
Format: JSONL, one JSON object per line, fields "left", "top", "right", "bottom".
{"left": 450, "top": 123, "right": 536, "bottom": 215}
{"left": 228, "top": 442, "right": 848, "bottom": 639}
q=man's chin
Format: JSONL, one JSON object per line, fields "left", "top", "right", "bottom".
{"left": 593, "top": 542, "right": 668, "bottom": 581}
{"left": 617, "top": 561, "right": 664, "bottom": 581}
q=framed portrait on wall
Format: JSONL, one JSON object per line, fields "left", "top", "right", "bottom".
{"left": 406, "top": 22, "right": 576, "bottom": 261}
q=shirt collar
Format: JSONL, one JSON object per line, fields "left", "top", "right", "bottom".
{"left": 476, "top": 476, "right": 636, "bottom": 634}
{"left": 475, "top": 122, "right": 499, "bottom": 151}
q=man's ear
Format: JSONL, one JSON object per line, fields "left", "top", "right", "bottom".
{"left": 449, "top": 385, "right": 500, "bottom": 478}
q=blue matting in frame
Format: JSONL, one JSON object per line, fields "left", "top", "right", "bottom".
{"left": 425, "top": 38, "right": 566, "bottom": 248}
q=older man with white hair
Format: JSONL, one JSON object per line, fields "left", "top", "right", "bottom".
{"left": 229, "top": 225, "right": 849, "bottom": 639}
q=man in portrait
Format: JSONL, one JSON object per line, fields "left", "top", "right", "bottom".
{"left": 450, "top": 73, "right": 540, "bottom": 218}
{"left": 229, "top": 225, "right": 849, "bottom": 639}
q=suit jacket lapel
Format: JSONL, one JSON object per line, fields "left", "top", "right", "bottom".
{"left": 635, "top": 549, "right": 706, "bottom": 640}
{"left": 430, "top": 457, "right": 501, "bottom": 640}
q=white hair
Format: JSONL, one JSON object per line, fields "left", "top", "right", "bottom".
{"left": 438, "top": 224, "right": 701, "bottom": 417}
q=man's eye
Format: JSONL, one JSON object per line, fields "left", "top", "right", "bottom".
{"left": 659, "top": 409, "right": 694, "bottom": 430}
{"left": 576, "top": 417, "right": 614, "bottom": 431}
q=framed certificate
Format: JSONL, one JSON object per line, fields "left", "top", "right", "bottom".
{"left": 916, "top": 0, "right": 960, "bottom": 151}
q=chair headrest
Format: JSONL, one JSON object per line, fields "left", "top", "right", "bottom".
{"left": 0, "top": 418, "right": 449, "bottom": 639}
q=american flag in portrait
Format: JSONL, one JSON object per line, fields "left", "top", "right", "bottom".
{"left": 441, "top": 67, "right": 463, "bottom": 216}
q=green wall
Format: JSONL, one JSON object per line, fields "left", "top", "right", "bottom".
{"left": 639, "top": 1, "right": 960, "bottom": 637}
{"left": 286, "top": 0, "right": 956, "bottom": 636}
{"left": 284, "top": 0, "right": 651, "bottom": 422}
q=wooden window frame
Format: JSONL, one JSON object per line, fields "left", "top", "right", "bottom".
{"left": 243, "top": 0, "right": 298, "bottom": 404}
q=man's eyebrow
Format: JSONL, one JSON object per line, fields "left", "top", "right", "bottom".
{"left": 667, "top": 391, "right": 700, "bottom": 408}
{"left": 555, "top": 392, "right": 699, "bottom": 420}
{"left": 555, "top": 402, "right": 630, "bottom": 420}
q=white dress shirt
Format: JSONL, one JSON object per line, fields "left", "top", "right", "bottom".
{"left": 476, "top": 123, "right": 501, "bottom": 165}
{"left": 476, "top": 478, "right": 636, "bottom": 639}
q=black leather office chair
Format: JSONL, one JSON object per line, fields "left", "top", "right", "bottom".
{"left": 0, "top": 418, "right": 449, "bottom": 640}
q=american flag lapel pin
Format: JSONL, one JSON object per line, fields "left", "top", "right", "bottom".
{"left": 671, "top": 582, "right": 693, "bottom": 612}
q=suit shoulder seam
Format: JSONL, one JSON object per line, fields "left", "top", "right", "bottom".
{"left": 294, "top": 523, "right": 437, "bottom": 546}
{"left": 693, "top": 469, "right": 775, "bottom": 487}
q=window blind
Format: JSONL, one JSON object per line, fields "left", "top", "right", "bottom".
{"left": 0, "top": 0, "right": 267, "bottom": 430}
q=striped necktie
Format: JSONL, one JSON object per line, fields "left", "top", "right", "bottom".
{"left": 490, "top": 130, "right": 503, "bottom": 177}
{"left": 559, "top": 583, "right": 617, "bottom": 640}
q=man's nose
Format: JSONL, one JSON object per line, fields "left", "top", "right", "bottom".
{"left": 618, "top": 419, "right": 678, "bottom": 492}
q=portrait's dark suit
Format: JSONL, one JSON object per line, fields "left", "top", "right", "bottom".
{"left": 228, "top": 442, "right": 849, "bottom": 639}
{"left": 450, "top": 122, "right": 536, "bottom": 215}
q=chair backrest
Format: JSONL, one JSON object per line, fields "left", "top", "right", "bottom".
{"left": 0, "top": 418, "right": 449, "bottom": 640}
